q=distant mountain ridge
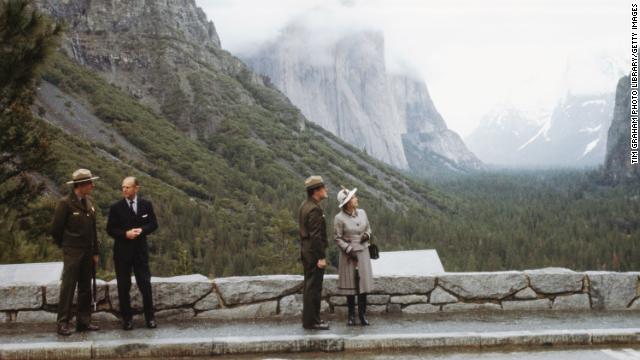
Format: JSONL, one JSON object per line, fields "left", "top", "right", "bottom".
{"left": 466, "top": 93, "right": 614, "bottom": 168}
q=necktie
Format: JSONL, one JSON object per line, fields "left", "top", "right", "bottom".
{"left": 129, "top": 200, "right": 135, "bottom": 214}
{"left": 80, "top": 198, "right": 87, "bottom": 210}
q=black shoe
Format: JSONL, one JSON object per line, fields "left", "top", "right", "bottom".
{"left": 146, "top": 319, "right": 157, "bottom": 329}
{"left": 122, "top": 320, "right": 133, "bottom": 330}
{"left": 347, "top": 295, "right": 356, "bottom": 326}
{"left": 57, "top": 323, "right": 72, "bottom": 336}
{"left": 358, "top": 294, "right": 369, "bottom": 326}
{"left": 76, "top": 323, "right": 100, "bottom": 332}
{"left": 303, "top": 323, "right": 330, "bottom": 330}
{"left": 359, "top": 314, "right": 370, "bottom": 326}
{"left": 347, "top": 305, "right": 357, "bottom": 326}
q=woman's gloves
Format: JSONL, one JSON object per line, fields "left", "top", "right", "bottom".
{"left": 344, "top": 234, "right": 370, "bottom": 261}
{"left": 346, "top": 247, "right": 359, "bottom": 260}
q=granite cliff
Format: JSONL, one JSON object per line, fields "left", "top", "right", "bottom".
{"left": 604, "top": 75, "right": 640, "bottom": 182}
{"left": 245, "top": 26, "right": 481, "bottom": 175}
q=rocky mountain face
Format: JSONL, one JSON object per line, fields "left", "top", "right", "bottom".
{"left": 35, "top": 0, "right": 255, "bottom": 138}
{"left": 466, "top": 93, "right": 614, "bottom": 168}
{"left": 605, "top": 75, "right": 639, "bottom": 182}
{"left": 244, "top": 26, "right": 481, "bottom": 175}
{"left": 389, "top": 75, "right": 482, "bottom": 176}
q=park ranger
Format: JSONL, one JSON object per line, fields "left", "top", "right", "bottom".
{"left": 50, "top": 169, "right": 101, "bottom": 336}
{"left": 298, "top": 175, "right": 330, "bottom": 330}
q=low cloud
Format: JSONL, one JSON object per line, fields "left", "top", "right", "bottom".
{"left": 198, "top": 0, "right": 627, "bottom": 137}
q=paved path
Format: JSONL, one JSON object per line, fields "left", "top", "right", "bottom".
{"left": 1, "top": 311, "right": 640, "bottom": 359}
{"left": 229, "top": 347, "right": 640, "bottom": 359}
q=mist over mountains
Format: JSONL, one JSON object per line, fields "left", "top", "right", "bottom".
{"left": 466, "top": 93, "right": 615, "bottom": 168}
{"left": 244, "top": 23, "right": 482, "bottom": 176}
{"left": 466, "top": 55, "right": 626, "bottom": 168}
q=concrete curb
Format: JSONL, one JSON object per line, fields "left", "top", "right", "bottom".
{"left": 1, "top": 328, "right": 640, "bottom": 359}
{"left": 0, "top": 341, "right": 93, "bottom": 360}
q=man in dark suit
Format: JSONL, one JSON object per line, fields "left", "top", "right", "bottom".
{"left": 51, "top": 169, "right": 101, "bottom": 336}
{"left": 106, "top": 176, "right": 158, "bottom": 330}
{"left": 298, "top": 175, "right": 330, "bottom": 330}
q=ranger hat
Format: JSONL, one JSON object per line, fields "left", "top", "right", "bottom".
{"left": 304, "top": 175, "right": 325, "bottom": 191}
{"left": 66, "top": 169, "right": 100, "bottom": 185}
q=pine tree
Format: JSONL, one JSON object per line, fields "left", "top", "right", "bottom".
{"left": 0, "top": 0, "right": 61, "bottom": 262}
{"left": 1, "top": 0, "right": 61, "bottom": 208}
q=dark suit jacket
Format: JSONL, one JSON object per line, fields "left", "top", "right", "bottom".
{"left": 106, "top": 197, "right": 158, "bottom": 248}
{"left": 50, "top": 194, "right": 99, "bottom": 254}
{"left": 298, "top": 197, "right": 328, "bottom": 267}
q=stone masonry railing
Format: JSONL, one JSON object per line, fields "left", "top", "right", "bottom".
{"left": 2, "top": 268, "right": 640, "bottom": 323}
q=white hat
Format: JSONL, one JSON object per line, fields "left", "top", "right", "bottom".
{"left": 337, "top": 187, "right": 357, "bottom": 209}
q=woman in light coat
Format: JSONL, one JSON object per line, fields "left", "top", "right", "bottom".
{"left": 334, "top": 187, "right": 373, "bottom": 326}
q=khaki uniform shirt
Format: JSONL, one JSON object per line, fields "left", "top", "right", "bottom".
{"left": 50, "top": 194, "right": 99, "bottom": 254}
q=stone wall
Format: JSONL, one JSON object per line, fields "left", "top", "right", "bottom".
{"left": 2, "top": 268, "right": 640, "bottom": 323}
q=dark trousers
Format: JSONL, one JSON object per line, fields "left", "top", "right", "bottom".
{"left": 113, "top": 242, "right": 154, "bottom": 321}
{"left": 302, "top": 263, "right": 325, "bottom": 327}
{"left": 57, "top": 247, "right": 93, "bottom": 325}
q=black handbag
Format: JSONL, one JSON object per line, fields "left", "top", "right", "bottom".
{"left": 369, "top": 244, "right": 379, "bottom": 260}
{"left": 368, "top": 234, "right": 379, "bottom": 260}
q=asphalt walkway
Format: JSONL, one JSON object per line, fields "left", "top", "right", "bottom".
{"left": 1, "top": 311, "right": 640, "bottom": 359}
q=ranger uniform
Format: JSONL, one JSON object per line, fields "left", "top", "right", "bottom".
{"left": 298, "top": 175, "right": 329, "bottom": 329}
{"left": 51, "top": 169, "right": 100, "bottom": 335}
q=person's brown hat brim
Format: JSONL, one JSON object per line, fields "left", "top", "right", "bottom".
{"left": 66, "top": 169, "right": 100, "bottom": 185}
{"left": 307, "top": 183, "right": 325, "bottom": 191}
{"left": 304, "top": 175, "right": 325, "bottom": 191}
{"left": 66, "top": 177, "right": 99, "bottom": 185}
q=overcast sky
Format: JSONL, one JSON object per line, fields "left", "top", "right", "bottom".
{"left": 197, "top": 0, "right": 627, "bottom": 137}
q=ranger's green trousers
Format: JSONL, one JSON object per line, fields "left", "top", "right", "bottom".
{"left": 302, "top": 264, "right": 324, "bottom": 327}
{"left": 57, "top": 247, "right": 93, "bottom": 326}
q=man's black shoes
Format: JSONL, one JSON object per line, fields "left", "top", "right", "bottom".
{"left": 76, "top": 323, "right": 100, "bottom": 332}
{"left": 57, "top": 323, "right": 72, "bottom": 336}
{"left": 304, "top": 322, "right": 330, "bottom": 330}
{"left": 121, "top": 319, "right": 156, "bottom": 330}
